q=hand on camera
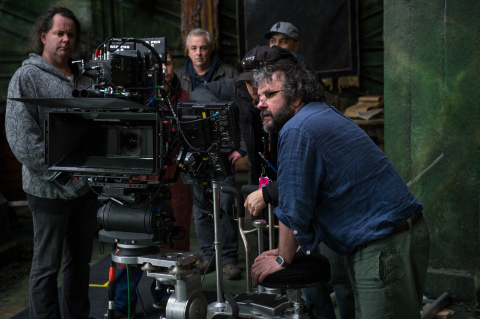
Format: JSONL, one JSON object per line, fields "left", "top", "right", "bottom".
{"left": 228, "top": 150, "right": 243, "bottom": 164}
{"left": 244, "top": 189, "right": 267, "bottom": 216}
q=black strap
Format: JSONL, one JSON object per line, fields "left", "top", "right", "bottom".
{"left": 224, "top": 293, "right": 239, "bottom": 319}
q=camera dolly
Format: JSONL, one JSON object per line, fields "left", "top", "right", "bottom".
{"left": 111, "top": 248, "right": 208, "bottom": 319}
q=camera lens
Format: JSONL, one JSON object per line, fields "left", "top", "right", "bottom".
{"left": 121, "top": 129, "right": 142, "bottom": 157}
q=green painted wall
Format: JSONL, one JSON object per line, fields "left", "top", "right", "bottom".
{"left": 384, "top": 1, "right": 480, "bottom": 302}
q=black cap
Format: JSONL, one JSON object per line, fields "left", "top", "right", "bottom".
{"left": 235, "top": 46, "right": 296, "bottom": 84}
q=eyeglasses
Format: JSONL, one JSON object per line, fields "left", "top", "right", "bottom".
{"left": 252, "top": 90, "right": 284, "bottom": 107}
{"left": 236, "top": 60, "right": 267, "bottom": 73}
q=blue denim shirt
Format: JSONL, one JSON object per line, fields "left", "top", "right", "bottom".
{"left": 274, "top": 102, "right": 423, "bottom": 255}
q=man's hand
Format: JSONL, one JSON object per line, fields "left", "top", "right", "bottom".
{"left": 244, "top": 188, "right": 267, "bottom": 216}
{"left": 255, "top": 248, "right": 278, "bottom": 260}
{"left": 228, "top": 150, "right": 243, "bottom": 165}
{"left": 251, "top": 248, "right": 283, "bottom": 284}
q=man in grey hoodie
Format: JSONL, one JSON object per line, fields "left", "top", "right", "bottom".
{"left": 5, "top": 7, "right": 98, "bottom": 319}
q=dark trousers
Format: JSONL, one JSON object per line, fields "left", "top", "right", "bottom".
{"left": 27, "top": 193, "right": 98, "bottom": 319}
{"left": 301, "top": 243, "right": 355, "bottom": 319}
{"left": 321, "top": 242, "right": 356, "bottom": 319}
{"left": 192, "top": 173, "right": 239, "bottom": 265}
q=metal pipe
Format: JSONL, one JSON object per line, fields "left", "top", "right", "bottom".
{"left": 238, "top": 216, "right": 252, "bottom": 292}
{"left": 222, "top": 185, "right": 253, "bottom": 293}
{"left": 257, "top": 224, "right": 264, "bottom": 257}
{"left": 256, "top": 223, "right": 265, "bottom": 293}
{"left": 421, "top": 292, "right": 450, "bottom": 319}
{"left": 212, "top": 181, "right": 224, "bottom": 303}
{"left": 268, "top": 204, "right": 275, "bottom": 250}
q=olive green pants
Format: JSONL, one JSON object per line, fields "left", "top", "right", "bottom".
{"left": 347, "top": 217, "right": 430, "bottom": 319}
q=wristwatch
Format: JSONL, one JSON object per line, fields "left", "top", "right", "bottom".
{"left": 275, "top": 255, "right": 291, "bottom": 267}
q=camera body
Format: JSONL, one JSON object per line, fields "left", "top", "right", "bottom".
{"left": 78, "top": 37, "right": 167, "bottom": 105}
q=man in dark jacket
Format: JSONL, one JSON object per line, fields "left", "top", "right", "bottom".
{"left": 177, "top": 28, "right": 242, "bottom": 280}
{"left": 175, "top": 28, "right": 237, "bottom": 92}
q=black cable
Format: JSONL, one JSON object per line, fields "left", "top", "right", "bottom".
{"left": 200, "top": 254, "right": 216, "bottom": 286}
{"left": 159, "top": 86, "right": 220, "bottom": 153}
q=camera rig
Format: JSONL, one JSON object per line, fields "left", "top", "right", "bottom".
{"left": 11, "top": 37, "right": 240, "bottom": 249}
{"left": 75, "top": 37, "right": 167, "bottom": 104}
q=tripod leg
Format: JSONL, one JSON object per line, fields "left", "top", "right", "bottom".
{"left": 107, "top": 260, "right": 116, "bottom": 319}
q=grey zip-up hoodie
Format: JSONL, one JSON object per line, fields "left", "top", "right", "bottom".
{"left": 5, "top": 53, "right": 91, "bottom": 200}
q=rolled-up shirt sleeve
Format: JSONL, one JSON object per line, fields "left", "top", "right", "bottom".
{"left": 274, "top": 126, "right": 323, "bottom": 253}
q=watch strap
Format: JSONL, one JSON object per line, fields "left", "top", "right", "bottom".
{"left": 276, "top": 255, "right": 291, "bottom": 267}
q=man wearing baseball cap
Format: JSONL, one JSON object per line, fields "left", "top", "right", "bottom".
{"left": 264, "top": 21, "right": 301, "bottom": 52}
{"left": 263, "top": 21, "right": 321, "bottom": 81}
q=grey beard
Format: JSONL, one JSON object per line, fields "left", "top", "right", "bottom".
{"left": 261, "top": 104, "right": 295, "bottom": 133}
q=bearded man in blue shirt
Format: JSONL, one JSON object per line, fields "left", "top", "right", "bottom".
{"left": 250, "top": 59, "right": 430, "bottom": 319}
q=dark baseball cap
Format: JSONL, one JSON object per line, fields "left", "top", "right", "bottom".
{"left": 235, "top": 46, "right": 296, "bottom": 84}
{"left": 264, "top": 22, "right": 299, "bottom": 41}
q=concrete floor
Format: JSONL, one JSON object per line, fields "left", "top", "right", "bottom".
{"left": 0, "top": 201, "right": 258, "bottom": 319}
{"left": 0, "top": 169, "right": 259, "bottom": 319}
{"left": 0, "top": 207, "right": 254, "bottom": 319}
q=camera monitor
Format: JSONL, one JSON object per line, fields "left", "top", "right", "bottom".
{"left": 177, "top": 101, "right": 240, "bottom": 154}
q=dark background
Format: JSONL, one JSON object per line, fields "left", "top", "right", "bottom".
{"left": 240, "top": 0, "right": 359, "bottom": 78}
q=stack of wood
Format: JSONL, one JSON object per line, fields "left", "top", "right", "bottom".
{"left": 344, "top": 95, "right": 384, "bottom": 120}
{"left": 422, "top": 303, "right": 455, "bottom": 319}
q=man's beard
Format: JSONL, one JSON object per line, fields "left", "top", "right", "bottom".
{"left": 261, "top": 101, "right": 295, "bottom": 133}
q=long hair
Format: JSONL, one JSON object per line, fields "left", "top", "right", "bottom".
{"left": 253, "top": 59, "right": 326, "bottom": 105}
{"left": 29, "top": 7, "right": 81, "bottom": 55}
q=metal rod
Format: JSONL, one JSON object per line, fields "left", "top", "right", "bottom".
{"left": 212, "top": 181, "right": 224, "bottom": 303}
{"left": 407, "top": 153, "right": 444, "bottom": 187}
{"left": 257, "top": 226, "right": 264, "bottom": 257}
{"left": 421, "top": 292, "right": 450, "bottom": 319}
{"left": 257, "top": 225, "right": 265, "bottom": 293}
{"left": 238, "top": 217, "right": 252, "bottom": 292}
{"left": 268, "top": 204, "right": 275, "bottom": 250}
